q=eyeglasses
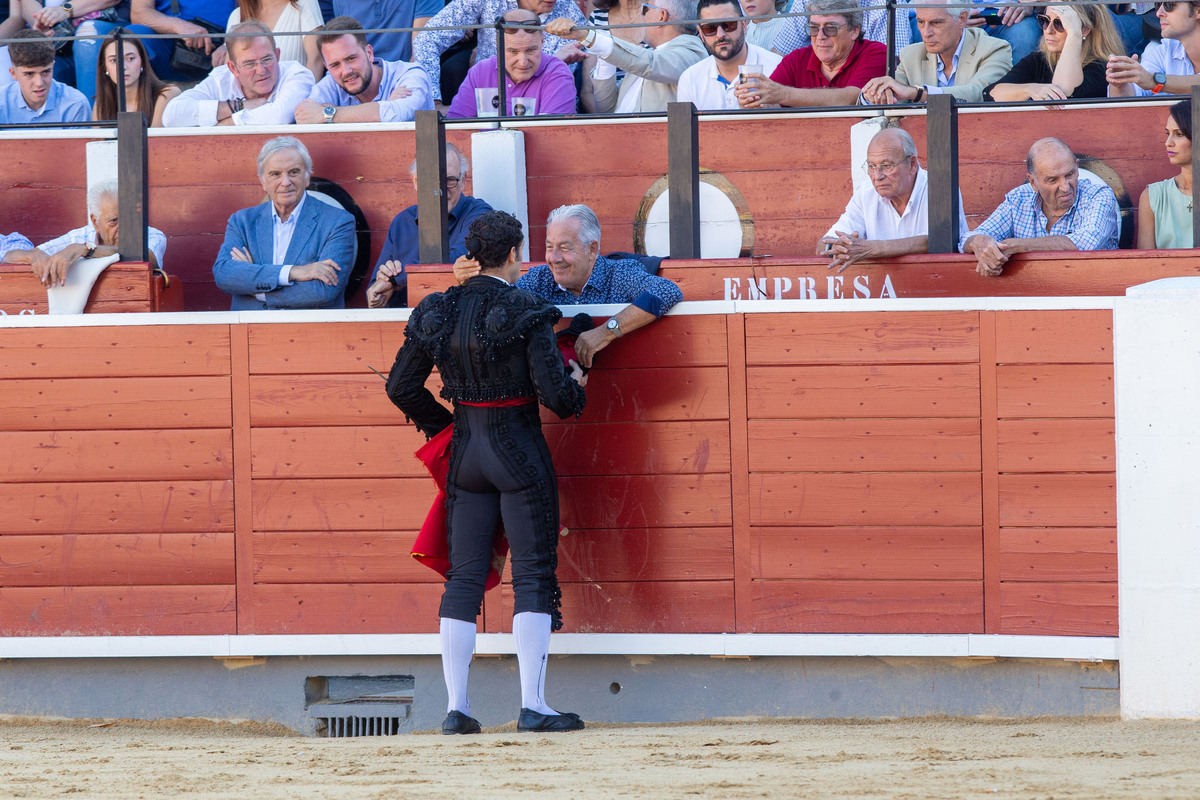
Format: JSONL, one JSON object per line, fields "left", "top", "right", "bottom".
{"left": 1157, "top": 1, "right": 1179, "bottom": 12}
{"left": 445, "top": 175, "right": 462, "bottom": 188}
{"left": 698, "top": 20, "right": 742, "bottom": 36}
{"left": 235, "top": 53, "right": 275, "bottom": 71}
{"left": 1035, "top": 14, "right": 1065, "bottom": 33}
{"left": 641, "top": 2, "right": 666, "bottom": 15}
{"left": 862, "top": 156, "right": 910, "bottom": 175}
{"left": 807, "top": 22, "right": 848, "bottom": 38}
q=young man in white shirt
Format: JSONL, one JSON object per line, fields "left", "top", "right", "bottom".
{"left": 677, "top": 0, "right": 783, "bottom": 109}
{"left": 1108, "top": 0, "right": 1200, "bottom": 97}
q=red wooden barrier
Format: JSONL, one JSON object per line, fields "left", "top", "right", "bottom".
{"left": 0, "top": 307, "right": 1117, "bottom": 638}
{"left": 0, "top": 262, "right": 184, "bottom": 315}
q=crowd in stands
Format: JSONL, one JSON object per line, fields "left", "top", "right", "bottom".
{"left": 3, "top": 0, "right": 1200, "bottom": 124}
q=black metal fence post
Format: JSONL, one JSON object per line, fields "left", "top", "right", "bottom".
{"left": 926, "top": 93, "right": 960, "bottom": 254}
{"left": 117, "top": 110, "right": 148, "bottom": 263}
{"left": 886, "top": 0, "right": 897, "bottom": 78}
{"left": 667, "top": 101, "right": 700, "bottom": 259}
{"left": 496, "top": 21, "right": 507, "bottom": 117}
{"left": 115, "top": 28, "right": 127, "bottom": 114}
{"left": 415, "top": 108, "right": 450, "bottom": 264}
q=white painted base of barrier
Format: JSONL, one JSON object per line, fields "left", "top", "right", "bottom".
{"left": 1115, "top": 279, "right": 1200, "bottom": 719}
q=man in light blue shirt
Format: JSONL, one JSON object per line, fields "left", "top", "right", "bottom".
{"left": 0, "top": 30, "right": 89, "bottom": 125}
{"left": 295, "top": 16, "right": 434, "bottom": 123}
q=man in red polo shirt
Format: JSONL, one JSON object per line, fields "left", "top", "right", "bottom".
{"left": 736, "top": 0, "right": 884, "bottom": 108}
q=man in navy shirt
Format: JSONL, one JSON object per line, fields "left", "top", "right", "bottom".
{"left": 453, "top": 203, "right": 684, "bottom": 367}
{"left": 366, "top": 142, "right": 492, "bottom": 308}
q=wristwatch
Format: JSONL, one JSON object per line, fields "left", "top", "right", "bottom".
{"left": 1152, "top": 72, "right": 1167, "bottom": 94}
{"left": 62, "top": 2, "right": 73, "bottom": 17}
{"left": 605, "top": 317, "right": 623, "bottom": 337}
{"left": 322, "top": 105, "right": 336, "bottom": 123}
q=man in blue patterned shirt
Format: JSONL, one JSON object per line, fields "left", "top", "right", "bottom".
{"left": 960, "top": 137, "right": 1119, "bottom": 278}
{"left": 414, "top": 0, "right": 587, "bottom": 104}
{"left": 455, "top": 203, "right": 683, "bottom": 367}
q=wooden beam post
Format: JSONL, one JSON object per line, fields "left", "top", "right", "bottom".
{"left": 926, "top": 93, "right": 960, "bottom": 254}
{"left": 117, "top": 110, "right": 148, "bottom": 263}
{"left": 667, "top": 101, "right": 700, "bottom": 259}
{"left": 415, "top": 109, "right": 450, "bottom": 264}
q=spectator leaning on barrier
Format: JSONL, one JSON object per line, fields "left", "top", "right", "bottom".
{"left": 818, "top": 127, "right": 968, "bottom": 272}
{"left": 960, "top": 137, "right": 1119, "bottom": 278}
{"left": 1108, "top": 0, "right": 1200, "bottom": 97}
{"left": 162, "top": 20, "right": 315, "bottom": 125}
{"left": 445, "top": 8, "right": 576, "bottom": 117}
{"left": 676, "top": 0, "right": 783, "bottom": 110}
{"left": 770, "top": 0, "right": 910, "bottom": 58}
{"left": 414, "top": 0, "right": 587, "bottom": 107}
{"left": 549, "top": 0, "right": 707, "bottom": 113}
{"left": 3, "top": 179, "right": 167, "bottom": 287}
{"left": 213, "top": 136, "right": 356, "bottom": 309}
{"left": 453, "top": 204, "right": 684, "bottom": 367}
{"left": 366, "top": 143, "right": 493, "bottom": 309}
{"left": 0, "top": 29, "right": 90, "bottom": 124}
{"left": 860, "top": 0, "right": 1011, "bottom": 105}
{"left": 296, "top": 15, "right": 433, "bottom": 123}
{"left": 1, "top": 231, "right": 36, "bottom": 262}
{"left": 737, "top": 0, "right": 884, "bottom": 108}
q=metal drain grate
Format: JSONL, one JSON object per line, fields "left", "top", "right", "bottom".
{"left": 306, "top": 675, "right": 415, "bottom": 738}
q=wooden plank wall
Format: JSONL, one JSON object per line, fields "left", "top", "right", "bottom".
{"left": 0, "top": 325, "right": 236, "bottom": 635}
{"left": 0, "top": 309, "right": 1118, "bottom": 637}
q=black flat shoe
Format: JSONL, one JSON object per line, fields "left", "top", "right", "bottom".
{"left": 442, "top": 710, "right": 482, "bottom": 735}
{"left": 517, "top": 708, "right": 585, "bottom": 732}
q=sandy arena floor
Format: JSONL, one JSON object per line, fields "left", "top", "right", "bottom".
{"left": 2, "top": 716, "right": 1199, "bottom": 799}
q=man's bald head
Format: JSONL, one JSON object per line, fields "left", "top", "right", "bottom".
{"left": 1026, "top": 137, "right": 1076, "bottom": 175}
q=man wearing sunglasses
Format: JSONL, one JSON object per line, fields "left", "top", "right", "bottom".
{"left": 545, "top": 0, "right": 707, "bottom": 113}
{"left": 677, "top": 0, "right": 783, "bottom": 108}
{"left": 861, "top": 0, "right": 1011, "bottom": 105}
{"left": 736, "top": 0, "right": 884, "bottom": 108}
{"left": 1108, "top": 0, "right": 1200, "bottom": 96}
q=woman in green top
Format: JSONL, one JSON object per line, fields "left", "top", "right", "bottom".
{"left": 1138, "top": 99, "right": 1194, "bottom": 250}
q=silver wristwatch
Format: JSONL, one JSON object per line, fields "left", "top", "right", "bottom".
{"left": 605, "top": 317, "right": 622, "bottom": 337}
{"left": 322, "top": 105, "right": 336, "bottom": 123}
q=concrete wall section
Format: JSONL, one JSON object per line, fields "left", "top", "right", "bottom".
{"left": 1115, "top": 279, "right": 1200, "bottom": 719}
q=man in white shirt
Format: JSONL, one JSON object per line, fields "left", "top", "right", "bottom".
{"left": 818, "top": 127, "right": 967, "bottom": 272}
{"left": 4, "top": 179, "right": 167, "bottom": 288}
{"left": 546, "top": 0, "right": 707, "bottom": 113}
{"left": 1108, "top": 1, "right": 1200, "bottom": 97}
{"left": 296, "top": 15, "right": 434, "bottom": 123}
{"left": 162, "top": 21, "right": 315, "bottom": 126}
{"left": 677, "top": 0, "right": 783, "bottom": 109}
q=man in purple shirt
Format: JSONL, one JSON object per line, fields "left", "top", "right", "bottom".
{"left": 445, "top": 8, "right": 576, "bottom": 118}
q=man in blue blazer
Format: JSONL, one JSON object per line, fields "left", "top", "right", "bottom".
{"left": 213, "top": 136, "right": 356, "bottom": 310}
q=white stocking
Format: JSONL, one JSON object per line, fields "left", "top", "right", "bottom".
{"left": 513, "top": 611, "right": 555, "bottom": 715}
{"left": 440, "top": 617, "right": 476, "bottom": 715}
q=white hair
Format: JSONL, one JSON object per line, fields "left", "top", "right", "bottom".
{"left": 871, "top": 127, "right": 918, "bottom": 159}
{"left": 660, "top": 0, "right": 699, "bottom": 34}
{"left": 408, "top": 142, "right": 470, "bottom": 178}
{"left": 257, "top": 136, "right": 313, "bottom": 176}
{"left": 87, "top": 179, "right": 119, "bottom": 218}
{"left": 546, "top": 204, "right": 601, "bottom": 246}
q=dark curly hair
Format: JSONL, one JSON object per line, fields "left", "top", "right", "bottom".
{"left": 1170, "top": 99, "right": 1193, "bottom": 142}
{"left": 464, "top": 210, "right": 524, "bottom": 271}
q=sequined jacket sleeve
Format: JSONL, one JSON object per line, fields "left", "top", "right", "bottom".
{"left": 385, "top": 309, "right": 454, "bottom": 439}
{"left": 526, "top": 316, "right": 587, "bottom": 420}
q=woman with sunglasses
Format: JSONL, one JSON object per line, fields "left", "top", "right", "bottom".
{"left": 985, "top": 3, "right": 1124, "bottom": 102}
{"left": 1137, "top": 99, "right": 1194, "bottom": 249}
{"left": 91, "top": 31, "right": 180, "bottom": 127}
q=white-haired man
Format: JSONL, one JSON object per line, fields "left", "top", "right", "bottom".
{"left": 547, "top": 0, "right": 708, "bottom": 113}
{"left": 861, "top": 0, "right": 1011, "bottom": 104}
{"left": 4, "top": 179, "right": 167, "bottom": 288}
{"left": 818, "top": 127, "right": 967, "bottom": 272}
{"left": 366, "top": 143, "right": 493, "bottom": 308}
{"left": 162, "top": 21, "right": 315, "bottom": 126}
{"left": 212, "top": 136, "right": 356, "bottom": 309}
{"left": 453, "top": 204, "right": 683, "bottom": 366}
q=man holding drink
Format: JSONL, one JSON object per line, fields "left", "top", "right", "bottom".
{"left": 677, "top": 0, "right": 783, "bottom": 109}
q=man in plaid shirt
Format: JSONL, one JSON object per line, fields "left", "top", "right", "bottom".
{"left": 960, "top": 137, "right": 1119, "bottom": 277}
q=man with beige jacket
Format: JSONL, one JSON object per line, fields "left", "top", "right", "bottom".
{"left": 860, "top": 0, "right": 1011, "bottom": 105}
{"left": 547, "top": 0, "right": 707, "bottom": 113}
